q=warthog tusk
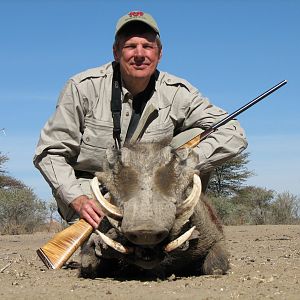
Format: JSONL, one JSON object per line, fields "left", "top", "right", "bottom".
{"left": 90, "top": 177, "right": 123, "bottom": 220}
{"left": 95, "top": 230, "right": 132, "bottom": 254}
{"left": 164, "top": 226, "right": 196, "bottom": 252}
{"left": 176, "top": 174, "right": 201, "bottom": 216}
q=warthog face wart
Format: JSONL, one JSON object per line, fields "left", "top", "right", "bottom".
{"left": 81, "top": 142, "right": 229, "bottom": 278}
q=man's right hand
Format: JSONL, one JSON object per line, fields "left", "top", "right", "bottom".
{"left": 70, "top": 195, "right": 104, "bottom": 228}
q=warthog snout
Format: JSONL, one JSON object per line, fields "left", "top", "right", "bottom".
{"left": 124, "top": 228, "right": 169, "bottom": 245}
{"left": 121, "top": 195, "right": 176, "bottom": 245}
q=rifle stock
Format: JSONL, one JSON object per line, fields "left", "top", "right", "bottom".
{"left": 36, "top": 80, "right": 287, "bottom": 269}
{"left": 37, "top": 219, "right": 93, "bottom": 269}
{"left": 179, "top": 128, "right": 214, "bottom": 149}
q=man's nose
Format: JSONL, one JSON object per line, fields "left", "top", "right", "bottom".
{"left": 134, "top": 45, "right": 145, "bottom": 58}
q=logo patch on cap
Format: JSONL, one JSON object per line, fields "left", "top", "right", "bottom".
{"left": 128, "top": 11, "right": 144, "bottom": 17}
{"left": 115, "top": 11, "right": 160, "bottom": 36}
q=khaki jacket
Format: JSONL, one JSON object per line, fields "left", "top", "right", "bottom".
{"left": 33, "top": 62, "right": 247, "bottom": 220}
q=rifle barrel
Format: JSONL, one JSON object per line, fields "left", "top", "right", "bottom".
{"left": 211, "top": 80, "right": 287, "bottom": 132}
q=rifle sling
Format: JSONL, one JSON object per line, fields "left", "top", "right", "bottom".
{"left": 111, "top": 62, "right": 122, "bottom": 149}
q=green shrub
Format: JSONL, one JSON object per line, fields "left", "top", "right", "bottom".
{"left": 0, "top": 188, "right": 47, "bottom": 234}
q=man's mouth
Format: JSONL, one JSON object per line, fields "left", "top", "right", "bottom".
{"left": 133, "top": 65, "right": 147, "bottom": 70}
{"left": 131, "top": 62, "right": 150, "bottom": 69}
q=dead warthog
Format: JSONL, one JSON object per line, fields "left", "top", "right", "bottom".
{"left": 80, "top": 142, "right": 229, "bottom": 278}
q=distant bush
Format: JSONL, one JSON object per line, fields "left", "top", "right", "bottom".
{"left": 208, "top": 187, "right": 300, "bottom": 225}
{"left": 0, "top": 187, "right": 47, "bottom": 234}
{"left": 269, "top": 192, "right": 300, "bottom": 224}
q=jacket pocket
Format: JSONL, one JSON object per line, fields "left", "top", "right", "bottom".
{"left": 141, "top": 120, "right": 174, "bottom": 143}
{"left": 82, "top": 118, "right": 114, "bottom": 148}
{"left": 76, "top": 118, "right": 114, "bottom": 172}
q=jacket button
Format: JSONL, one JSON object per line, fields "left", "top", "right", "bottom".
{"left": 86, "top": 137, "right": 90, "bottom": 142}
{"left": 126, "top": 112, "right": 130, "bottom": 117}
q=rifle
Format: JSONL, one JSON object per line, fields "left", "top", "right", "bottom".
{"left": 36, "top": 79, "right": 287, "bottom": 269}
{"left": 179, "top": 80, "right": 287, "bottom": 148}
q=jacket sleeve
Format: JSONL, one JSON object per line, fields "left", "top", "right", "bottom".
{"left": 174, "top": 86, "right": 248, "bottom": 173}
{"left": 33, "top": 80, "right": 86, "bottom": 206}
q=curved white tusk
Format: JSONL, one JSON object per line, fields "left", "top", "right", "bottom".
{"left": 95, "top": 230, "right": 132, "bottom": 254}
{"left": 90, "top": 177, "right": 123, "bottom": 220}
{"left": 176, "top": 174, "right": 202, "bottom": 216}
{"left": 164, "top": 226, "right": 196, "bottom": 252}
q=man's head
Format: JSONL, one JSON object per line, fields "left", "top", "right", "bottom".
{"left": 113, "top": 11, "right": 162, "bottom": 90}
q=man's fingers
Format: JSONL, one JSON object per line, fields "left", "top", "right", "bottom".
{"left": 90, "top": 199, "right": 105, "bottom": 217}
{"left": 82, "top": 214, "right": 99, "bottom": 228}
{"left": 81, "top": 199, "right": 104, "bottom": 228}
{"left": 71, "top": 195, "right": 105, "bottom": 228}
{"left": 81, "top": 207, "right": 100, "bottom": 228}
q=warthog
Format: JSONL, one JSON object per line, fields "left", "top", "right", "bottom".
{"left": 80, "top": 142, "right": 229, "bottom": 278}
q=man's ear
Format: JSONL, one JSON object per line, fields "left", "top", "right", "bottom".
{"left": 113, "top": 46, "right": 120, "bottom": 62}
{"left": 158, "top": 48, "right": 163, "bottom": 63}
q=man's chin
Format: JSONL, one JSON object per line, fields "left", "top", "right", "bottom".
{"left": 129, "top": 72, "right": 152, "bottom": 80}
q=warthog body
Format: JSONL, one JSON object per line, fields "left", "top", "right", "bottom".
{"left": 80, "top": 142, "right": 229, "bottom": 278}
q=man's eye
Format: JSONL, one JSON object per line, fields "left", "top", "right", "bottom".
{"left": 144, "top": 45, "right": 154, "bottom": 49}
{"left": 124, "top": 45, "right": 136, "bottom": 49}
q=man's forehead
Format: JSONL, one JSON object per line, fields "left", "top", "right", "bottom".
{"left": 120, "top": 32, "right": 157, "bottom": 44}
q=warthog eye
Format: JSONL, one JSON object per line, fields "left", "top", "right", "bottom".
{"left": 154, "top": 166, "right": 176, "bottom": 196}
{"left": 116, "top": 167, "right": 139, "bottom": 199}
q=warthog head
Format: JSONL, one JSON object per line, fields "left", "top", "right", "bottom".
{"left": 91, "top": 142, "right": 202, "bottom": 269}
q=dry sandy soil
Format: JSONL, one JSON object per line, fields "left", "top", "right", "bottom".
{"left": 0, "top": 225, "right": 299, "bottom": 300}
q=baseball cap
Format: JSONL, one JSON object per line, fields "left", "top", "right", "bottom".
{"left": 115, "top": 11, "right": 160, "bottom": 36}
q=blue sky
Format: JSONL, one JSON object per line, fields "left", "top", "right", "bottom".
{"left": 0, "top": 0, "right": 299, "bottom": 200}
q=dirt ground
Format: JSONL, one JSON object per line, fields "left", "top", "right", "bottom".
{"left": 0, "top": 225, "right": 299, "bottom": 300}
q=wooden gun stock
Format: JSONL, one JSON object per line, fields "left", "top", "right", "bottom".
{"left": 37, "top": 219, "right": 93, "bottom": 269}
{"left": 36, "top": 80, "right": 287, "bottom": 269}
{"left": 179, "top": 128, "right": 214, "bottom": 149}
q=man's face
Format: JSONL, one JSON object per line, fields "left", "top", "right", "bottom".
{"left": 113, "top": 31, "right": 162, "bottom": 81}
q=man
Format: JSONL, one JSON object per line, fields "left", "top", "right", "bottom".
{"left": 34, "top": 11, "right": 247, "bottom": 229}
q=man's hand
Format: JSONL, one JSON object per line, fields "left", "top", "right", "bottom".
{"left": 70, "top": 195, "right": 104, "bottom": 228}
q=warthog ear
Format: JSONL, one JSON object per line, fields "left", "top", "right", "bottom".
{"left": 161, "top": 146, "right": 173, "bottom": 164}
{"left": 173, "top": 147, "right": 191, "bottom": 162}
{"left": 172, "top": 148, "right": 200, "bottom": 175}
{"left": 120, "top": 147, "right": 131, "bottom": 167}
{"left": 106, "top": 146, "right": 120, "bottom": 166}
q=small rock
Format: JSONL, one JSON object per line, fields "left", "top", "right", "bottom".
{"left": 167, "top": 274, "right": 176, "bottom": 281}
